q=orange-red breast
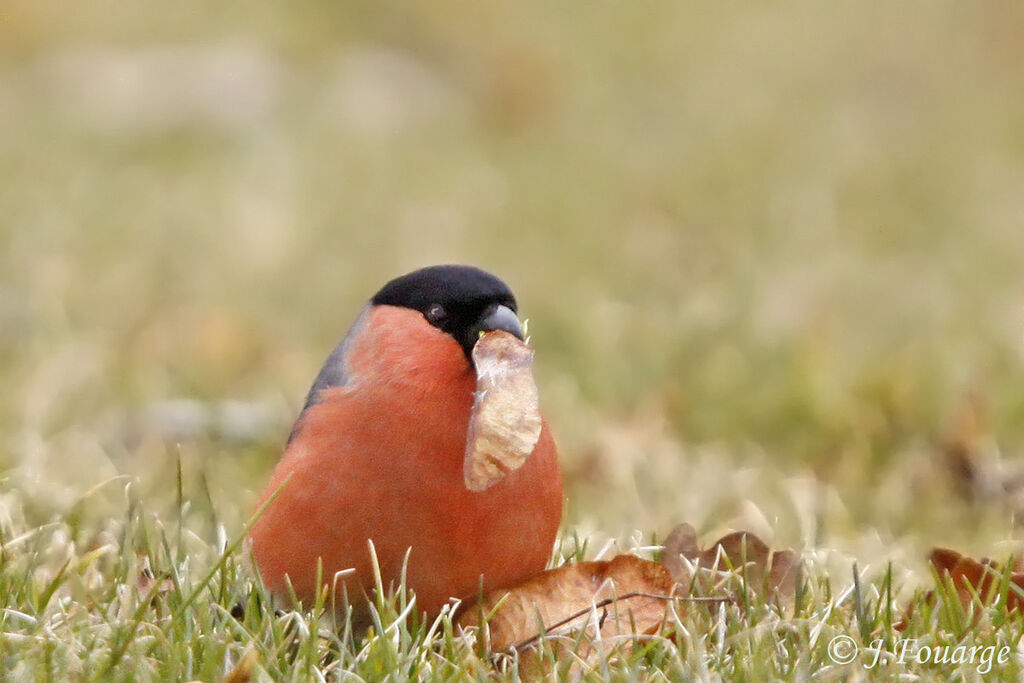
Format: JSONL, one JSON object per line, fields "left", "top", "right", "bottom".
{"left": 249, "top": 265, "right": 563, "bottom": 617}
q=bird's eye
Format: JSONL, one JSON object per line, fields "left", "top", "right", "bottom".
{"left": 425, "top": 304, "right": 446, "bottom": 324}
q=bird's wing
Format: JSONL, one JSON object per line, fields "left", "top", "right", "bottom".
{"left": 287, "top": 305, "right": 371, "bottom": 444}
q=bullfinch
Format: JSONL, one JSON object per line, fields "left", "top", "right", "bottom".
{"left": 249, "top": 265, "right": 563, "bottom": 618}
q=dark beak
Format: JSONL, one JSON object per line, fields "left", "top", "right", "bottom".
{"left": 474, "top": 304, "right": 524, "bottom": 341}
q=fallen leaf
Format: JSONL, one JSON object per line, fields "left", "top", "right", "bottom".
{"left": 459, "top": 554, "right": 680, "bottom": 652}
{"left": 225, "top": 646, "right": 258, "bottom": 683}
{"left": 900, "top": 547, "right": 1024, "bottom": 629}
{"left": 458, "top": 523, "right": 799, "bottom": 661}
{"left": 662, "top": 523, "right": 799, "bottom": 605}
{"left": 766, "top": 549, "right": 800, "bottom": 605}
{"left": 464, "top": 331, "right": 542, "bottom": 492}
{"left": 659, "top": 523, "right": 698, "bottom": 581}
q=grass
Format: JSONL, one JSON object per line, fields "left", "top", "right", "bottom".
{"left": 2, "top": 471, "right": 1023, "bottom": 680}
{"left": 3, "top": 0, "right": 1024, "bottom": 679}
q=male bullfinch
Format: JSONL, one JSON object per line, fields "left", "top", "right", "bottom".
{"left": 249, "top": 265, "right": 563, "bottom": 618}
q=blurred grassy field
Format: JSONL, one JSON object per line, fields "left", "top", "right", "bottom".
{"left": 2, "top": 0, "right": 1024, "bottom": 642}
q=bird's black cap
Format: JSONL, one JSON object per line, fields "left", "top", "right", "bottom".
{"left": 371, "top": 265, "right": 522, "bottom": 358}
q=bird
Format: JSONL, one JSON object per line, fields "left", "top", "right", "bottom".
{"left": 249, "top": 265, "right": 563, "bottom": 619}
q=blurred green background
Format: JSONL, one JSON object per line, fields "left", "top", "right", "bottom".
{"left": 2, "top": 1, "right": 1023, "bottom": 557}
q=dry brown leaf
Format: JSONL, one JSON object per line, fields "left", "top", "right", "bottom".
{"left": 662, "top": 523, "right": 799, "bottom": 605}
{"left": 457, "top": 522, "right": 797, "bottom": 676}
{"left": 766, "top": 549, "right": 800, "bottom": 605}
{"left": 464, "top": 331, "right": 542, "bottom": 492}
{"left": 660, "top": 524, "right": 698, "bottom": 580}
{"left": 928, "top": 547, "right": 1024, "bottom": 610}
{"left": 225, "top": 646, "right": 258, "bottom": 683}
{"left": 460, "top": 524, "right": 798, "bottom": 650}
{"left": 899, "top": 547, "right": 1024, "bottom": 630}
{"left": 458, "top": 554, "right": 680, "bottom": 652}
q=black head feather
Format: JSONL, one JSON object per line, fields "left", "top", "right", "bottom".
{"left": 371, "top": 265, "right": 521, "bottom": 357}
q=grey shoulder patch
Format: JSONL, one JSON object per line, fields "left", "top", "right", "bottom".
{"left": 286, "top": 306, "right": 370, "bottom": 445}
